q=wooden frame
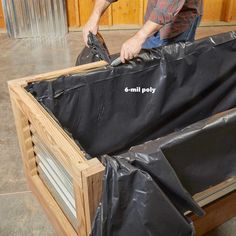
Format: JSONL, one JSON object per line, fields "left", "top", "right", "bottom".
{"left": 8, "top": 61, "right": 236, "bottom": 236}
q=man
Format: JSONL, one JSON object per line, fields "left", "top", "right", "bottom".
{"left": 83, "top": 0, "right": 203, "bottom": 63}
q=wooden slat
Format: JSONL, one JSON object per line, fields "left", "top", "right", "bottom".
{"left": 232, "top": 0, "right": 236, "bottom": 20}
{"left": 191, "top": 191, "right": 236, "bottom": 236}
{"left": 82, "top": 159, "right": 105, "bottom": 235}
{"left": 202, "top": 0, "right": 225, "bottom": 22}
{"left": 66, "top": 0, "right": 80, "bottom": 27}
{"left": 193, "top": 177, "right": 236, "bottom": 207}
{"left": 229, "top": 0, "right": 236, "bottom": 21}
{"left": 0, "top": 0, "right": 5, "bottom": 28}
{"left": 7, "top": 61, "right": 108, "bottom": 87}
{"left": 139, "top": 0, "right": 145, "bottom": 25}
{"left": 73, "top": 179, "right": 87, "bottom": 236}
{"left": 222, "top": 0, "right": 234, "bottom": 22}
{"left": 112, "top": 0, "right": 142, "bottom": 25}
{"left": 78, "top": 0, "right": 94, "bottom": 26}
{"left": 9, "top": 96, "right": 37, "bottom": 176}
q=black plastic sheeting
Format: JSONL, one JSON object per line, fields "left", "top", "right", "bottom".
{"left": 92, "top": 107, "right": 236, "bottom": 236}
{"left": 75, "top": 32, "right": 112, "bottom": 66}
{"left": 27, "top": 31, "right": 236, "bottom": 157}
{"left": 26, "top": 31, "right": 236, "bottom": 236}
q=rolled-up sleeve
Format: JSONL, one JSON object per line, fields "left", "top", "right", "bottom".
{"left": 148, "top": 0, "right": 186, "bottom": 25}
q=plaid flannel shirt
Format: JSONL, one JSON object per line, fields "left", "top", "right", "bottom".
{"left": 107, "top": 0, "right": 203, "bottom": 39}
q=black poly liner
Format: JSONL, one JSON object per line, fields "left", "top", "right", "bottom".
{"left": 92, "top": 107, "right": 236, "bottom": 236}
{"left": 27, "top": 31, "right": 236, "bottom": 236}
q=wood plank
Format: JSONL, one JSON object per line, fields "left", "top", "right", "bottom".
{"left": 7, "top": 61, "right": 108, "bottom": 87}
{"left": 73, "top": 179, "right": 87, "bottom": 236}
{"left": 78, "top": 0, "right": 94, "bottom": 26}
{"left": 66, "top": 0, "right": 80, "bottom": 27}
{"left": 193, "top": 177, "right": 236, "bottom": 207}
{"left": 191, "top": 191, "right": 236, "bottom": 236}
{"left": 9, "top": 96, "right": 37, "bottom": 176}
{"left": 0, "top": 0, "right": 5, "bottom": 28}
{"left": 82, "top": 159, "right": 105, "bottom": 235}
{"left": 232, "top": 0, "right": 236, "bottom": 20}
{"left": 202, "top": 0, "right": 225, "bottom": 22}
{"left": 112, "top": 0, "right": 142, "bottom": 25}
{"left": 144, "top": 0, "right": 148, "bottom": 10}
{"left": 222, "top": 0, "right": 234, "bottom": 22}
{"left": 139, "top": 0, "right": 145, "bottom": 25}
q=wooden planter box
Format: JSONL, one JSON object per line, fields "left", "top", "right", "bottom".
{"left": 8, "top": 61, "right": 236, "bottom": 236}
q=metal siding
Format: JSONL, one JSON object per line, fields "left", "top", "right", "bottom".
{"left": 2, "top": 0, "right": 67, "bottom": 38}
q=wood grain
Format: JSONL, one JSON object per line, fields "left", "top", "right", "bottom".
{"left": 111, "top": 0, "right": 141, "bottom": 25}
{"left": 66, "top": 0, "right": 80, "bottom": 27}
{"left": 0, "top": 0, "right": 5, "bottom": 28}
{"left": 9, "top": 96, "right": 37, "bottom": 176}
{"left": 191, "top": 191, "right": 236, "bottom": 236}
{"left": 82, "top": 159, "right": 105, "bottom": 234}
{"left": 73, "top": 179, "right": 87, "bottom": 236}
{"left": 7, "top": 61, "right": 108, "bottom": 87}
{"left": 231, "top": 0, "right": 236, "bottom": 20}
{"left": 202, "top": 0, "right": 224, "bottom": 21}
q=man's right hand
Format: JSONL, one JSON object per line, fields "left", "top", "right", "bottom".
{"left": 83, "top": 13, "right": 100, "bottom": 47}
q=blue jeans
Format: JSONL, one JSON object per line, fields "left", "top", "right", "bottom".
{"left": 142, "top": 16, "right": 202, "bottom": 49}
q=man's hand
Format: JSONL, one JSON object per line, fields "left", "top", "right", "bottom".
{"left": 83, "top": 0, "right": 110, "bottom": 46}
{"left": 120, "top": 32, "right": 146, "bottom": 63}
{"left": 83, "top": 14, "right": 99, "bottom": 47}
{"left": 120, "top": 20, "right": 162, "bottom": 63}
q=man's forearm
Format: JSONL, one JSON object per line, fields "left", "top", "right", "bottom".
{"left": 136, "top": 20, "right": 162, "bottom": 42}
{"left": 91, "top": 0, "right": 111, "bottom": 20}
{"left": 83, "top": 0, "right": 111, "bottom": 45}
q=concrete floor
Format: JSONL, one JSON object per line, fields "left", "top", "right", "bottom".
{"left": 1, "top": 25, "right": 236, "bottom": 236}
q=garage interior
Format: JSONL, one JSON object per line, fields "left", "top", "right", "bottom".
{"left": 1, "top": 0, "right": 236, "bottom": 235}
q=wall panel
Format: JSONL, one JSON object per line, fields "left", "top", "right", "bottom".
{"left": 231, "top": 0, "right": 236, "bottom": 20}
{"left": 0, "top": 0, "right": 5, "bottom": 28}
{"left": 111, "top": 0, "right": 143, "bottom": 25}
{"left": 0, "top": 0, "right": 235, "bottom": 30}
{"left": 202, "top": 0, "right": 225, "bottom": 21}
{"left": 67, "top": 0, "right": 79, "bottom": 27}
{"left": 70, "top": 0, "right": 236, "bottom": 28}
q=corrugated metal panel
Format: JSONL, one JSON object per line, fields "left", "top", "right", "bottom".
{"left": 2, "top": 0, "right": 68, "bottom": 38}
{"left": 32, "top": 134, "right": 79, "bottom": 230}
